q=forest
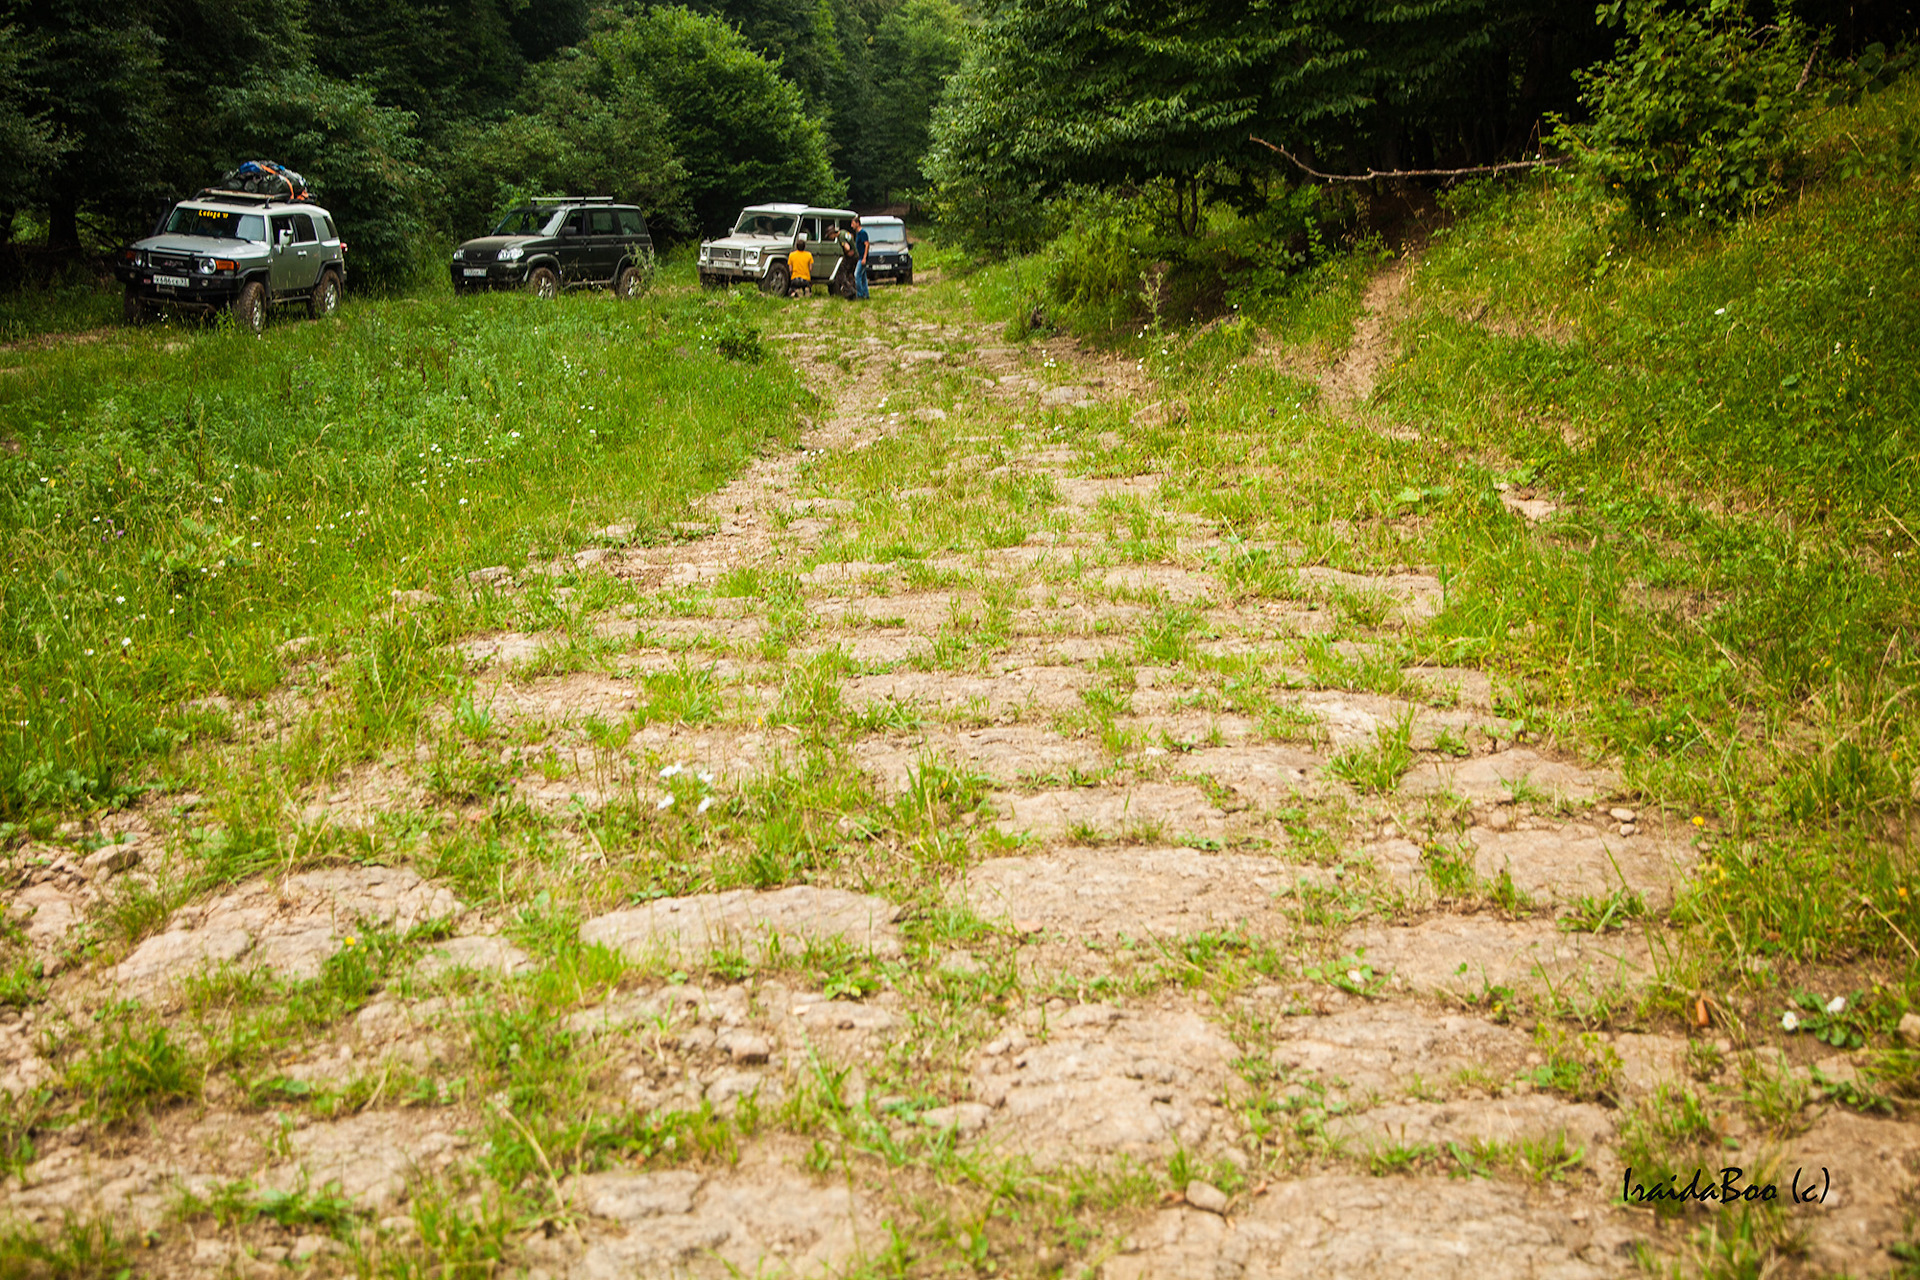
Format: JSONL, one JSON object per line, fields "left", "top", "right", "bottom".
{"left": 1, "top": 0, "right": 1913, "bottom": 296}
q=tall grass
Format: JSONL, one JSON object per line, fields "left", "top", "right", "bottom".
{"left": 0, "top": 286, "right": 813, "bottom": 821}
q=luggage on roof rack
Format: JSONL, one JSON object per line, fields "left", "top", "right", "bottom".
{"left": 213, "top": 161, "right": 311, "bottom": 202}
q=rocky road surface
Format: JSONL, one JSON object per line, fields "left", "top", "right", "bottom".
{"left": 5, "top": 269, "right": 1916, "bottom": 1278}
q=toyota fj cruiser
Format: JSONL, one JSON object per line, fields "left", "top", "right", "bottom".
{"left": 451, "top": 198, "right": 655, "bottom": 298}
{"left": 698, "top": 204, "right": 859, "bottom": 296}
{"left": 115, "top": 168, "right": 347, "bottom": 334}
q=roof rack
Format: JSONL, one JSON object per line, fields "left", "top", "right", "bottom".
{"left": 529, "top": 195, "right": 615, "bottom": 204}
{"left": 193, "top": 188, "right": 283, "bottom": 205}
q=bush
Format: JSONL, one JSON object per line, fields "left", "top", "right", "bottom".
{"left": 1557, "top": 0, "right": 1813, "bottom": 227}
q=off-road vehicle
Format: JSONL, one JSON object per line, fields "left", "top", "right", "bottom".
{"left": 451, "top": 198, "right": 655, "bottom": 299}
{"left": 114, "top": 165, "right": 347, "bottom": 334}
{"left": 697, "top": 204, "right": 859, "bottom": 296}
{"left": 861, "top": 216, "right": 914, "bottom": 286}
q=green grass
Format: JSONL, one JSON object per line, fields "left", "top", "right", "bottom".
{"left": 0, "top": 288, "right": 815, "bottom": 821}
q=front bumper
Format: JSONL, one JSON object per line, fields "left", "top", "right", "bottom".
{"left": 114, "top": 266, "right": 245, "bottom": 308}
{"left": 452, "top": 263, "right": 532, "bottom": 289}
{"left": 866, "top": 255, "right": 911, "bottom": 280}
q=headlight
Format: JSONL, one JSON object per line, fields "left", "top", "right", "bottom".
{"left": 744, "top": 249, "right": 761, "bottom": 266}
{"left": 499, "top": 246, "right": 524, "bottom": 262}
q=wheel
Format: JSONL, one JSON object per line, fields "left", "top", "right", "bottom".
{"left": 231, "top": 281, "right": 267, "bottom": 335}
{"left": 615, "top": 265, "right": 642, "bottom": 299}
{"left": 527, "top": 267, "right": 559, "bottom": 300}
{"left": 899, "top": 265, "right": 913, "bottom": 286}
{"left": 308, "top": 270, "right": 342, "bottom": 319}
{"left": 832, "top": 269, "right": 856, "bottom": 299}
{"left": 122, "top": 288, "right": 151, "bottom": 326}
{"left": 759, "top": 262, "right": 789, "bottom": 295}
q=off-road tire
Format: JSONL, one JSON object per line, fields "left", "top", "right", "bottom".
{"left": 833, "top": 268, "right": 857, "bottom": 299}
{"left": 232, "top": 281, "right": 267, "bottom": 335}
{"left": 759, "top": 263, "right": 789, "bottom": 296}
{"left": 615, "top": 265, "right": 644, "bottom": 299}
{"left": 527, "top": 267, "right": 559, "bottom": 300}
{"left": 122, "top": 288, "right": 152, "bottom": 326}
{"left": 899, "top": 265, "right": 913, "bottom": 286}
{"left": 309, "top": 270, "right": 342, "bottom": 319}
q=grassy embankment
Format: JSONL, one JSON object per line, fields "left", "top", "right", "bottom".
{"left": 0, "top": 274, "right": 807, "bottom": 827}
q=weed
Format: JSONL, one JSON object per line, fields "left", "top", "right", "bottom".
{"left": 1326, "top": 711, "right": 1417, "bottom": 794}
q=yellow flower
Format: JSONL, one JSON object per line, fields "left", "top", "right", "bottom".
{"left": 1692, "top": 816, "right": 1705, "bottom": 827}
{"left": 343, "top": 935, "right": 357, "bottom": 947}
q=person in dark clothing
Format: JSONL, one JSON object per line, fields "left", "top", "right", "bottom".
{"left": 852, "top": 216, "right": 870, "bottom": 300}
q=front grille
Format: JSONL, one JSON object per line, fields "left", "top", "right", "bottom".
{"left": 149, "top": 253, "right": 192, "bottom": 272}
{"left": 710, "top": 247, "right": 741, "bottom": 264}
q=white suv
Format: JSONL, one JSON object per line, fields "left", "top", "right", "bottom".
{"left": 697, "top": 203, "right": 859, "bottom": 296}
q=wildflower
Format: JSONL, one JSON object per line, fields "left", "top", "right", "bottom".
{"left": 115, "top": 596, "right": 125, "bottom": 604}
{"left": 660, "top": 763, "right": 684, "bottom": 779}
{"left": 697, "top": 796, "right": 714, "bottom": 814}
{"left": 1825, "top": 995, "right": 1847, "bottom": 1015}
{"left": 1346, "top": 969, "right": 1363, "bottom": 986}
{"left": 84, "top": 648, "right": 94, "bottom": 656}
{"left": 1782, "top": 1011, "right": 1799, "bottom": 1032}
{"left": 1713, "top": 307, "right": 1726, "bottom": 316}
{"left": 697, "top": 770, "right": 713, "bottom": 784}
{"left": 120, "top": 638, "right": 130, "bottom": 648}
{"left": 459, "top": 498, "right": 468, "bottom": 506}
{"left": 343, "top": 935, "right": 357, "bottom": 948}
{"left": 656, "top": 794, "right": 674, "bottom": 810}
{"left": 1692, "top": 816, "right": 1705, "bottom": 827}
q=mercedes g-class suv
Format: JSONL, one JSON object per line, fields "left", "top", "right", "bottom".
{"left": 861, "top": 216, "right": 914, "bottom": 286}
{"left": 698, "top": 204, "right": 859, "bottom": 296}
{"left": 451, "top": 198, "right": 654, "bottom": 298}
{"left": 115, "top": 184, "right": 347, "bottom": 333}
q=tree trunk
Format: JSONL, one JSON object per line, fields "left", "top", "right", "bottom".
{"left": 47, "top": 195, "right": 80, "bottom": 251}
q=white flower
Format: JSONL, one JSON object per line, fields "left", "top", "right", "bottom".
{"left": 655, "top": 795, "right": 674, "bottom": 810}
{"left": 459, "top": 498, "right": 468, "bottom": 506}
{"left": 697, "top": 796, "right": 714, "bottom": 814}
{"left": 1714, "top": 307, "right": 1727, "bottom": 316}
{"left": 660, "top": 763, "right": 684, "bottom": 779}
{"left": 84, "top": 648, "right": 94, "bottom": 656}
{"left": 1782, "top": 1011, "right": 1800, "bottom": 1032}
{"left": 120, "top": 638, "right": 130, "bottom": 648}
{"left": 1346, "top": 970, "right": 1363, "bottom": 986}
{"left": 115, "top": 596, "right": 125, "bottom": 604}
{"left": 1825, "top": 996, "right": 1847, "bottom": 1015}
{"left": 697, "top": 770, "right": 713, "bottom": 784}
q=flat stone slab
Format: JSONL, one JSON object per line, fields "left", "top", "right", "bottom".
{"left": 571, "top": 1165, "right": 869, "bottom": 1280}
{"left": 1297, "top": 567, "right": 1446, "bottom": 622}
{"left": 965, "top": 847, "right": 1307, "bottom": 941}
{"left": 1103, "top": 1176, "right": 1643, "bottom": 1279}
{"left": 992, "top": 783, "right": 1227, "bottom": 841}
{"left": 269, "top": 1112, "right": 465, "bottom": 1208}
{"left": 581, "top": 886, "right": 904, "bottom": 962}
{"left": 971, "top": 1001, "right": 1241, "bottom": 1164}
{"left": 854, "top": 726, "right": 1106, "bottom": 791}
{"left": 1400, "top": 748, "right": 1620, "bottom": 804}
{"left": 1345, "top": 916, "right": 1655, "bottom": 998}
{"left": 842, "top": 667, "right": 1092, "bottom": 716}
{"left": 1324, "top": 1095, "right": 1617, "bottom": 1158}
{"left": 416, "top": 933, "right": 532, "bottom": 978}
{"left": 1465, "top": 822, "right": 1695, "bottom": 903}
{"left": 1265, "top": 1005, "right": 1534, "bottom": 1105}
{"left": 1174, "top": 744, "right": 1323, "bottom": 803}
{"left": 113, "top": 866, "right": 464, "bottom": 990}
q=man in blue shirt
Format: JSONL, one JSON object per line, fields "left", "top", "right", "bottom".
{"left": 851, "top": 216, "right": 870, "bottom": 300}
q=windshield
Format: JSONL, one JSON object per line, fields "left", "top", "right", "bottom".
{"left": 868, "top": 224, "right": 906, "bottom": 243}
{"left": 491, "top": 207, "right": 565, "bottom": 237}
{"left": 163, "top": 206, "right": 265, "bottom": 242}
{"left": 731, "top": 211, "right": 797, "bottom": 238}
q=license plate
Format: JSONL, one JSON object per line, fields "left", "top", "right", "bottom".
{"left": 463, "top": 269, "right": 488, "bottom": 277}
{"left": 153, "top": 274, "right": 189, "bottom": 287}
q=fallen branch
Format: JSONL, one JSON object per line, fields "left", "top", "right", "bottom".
{"left": 1248, "top": 135, "right": 1561, "bottom": 183}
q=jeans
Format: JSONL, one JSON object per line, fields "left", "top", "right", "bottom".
{"left": 854, "top": 260, "right": 869, "bottom": 299}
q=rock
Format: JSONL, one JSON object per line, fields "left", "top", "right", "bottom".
{"left": 277, "top": 635, "right": 319, "bottom": 659}
{"left": 290, "top": 1234, "right": 344, "bottom": 1260}
{"left": 912, "top": 407, "right": 948, "bottom": 422}
{"left": 1899, "top": 1012, "right": 1920, "bottom": 1047}
{"left": 1185, "top": 1180, "right": 1229, "bottom": 1215}
{"left": 81, "top": 844, "right": 141, "bottom": 879}
{"left": 920, "top": 1103, "right": 992, "bottom": 1135}
{"left": 580, "top": 886, "right": 904, "bottom": 962}
{"left": 1609, "top": 807, "right": 1636, "bottom": 823}
{"left": 705, "top": 1071, "right": 779, "bottom": 1111}
{"left": 389, "top": 589, "right": 439, "bottom": 607}
{"left": 466, "top": 566, "right": 513, "bottom": 587}
{"left": 593, "top": 524, "right": 634, "bottom": 544}
{"left": 575, "top": 1170, "right": 702, "bottom": 1220}
{"left": 1129, "top": 399, "right": 1187, "bottom": 429}
{"left": 1040, "top": 385, "right": 1093, "bottom": 408}
{"left": 416, "top": 934, "right": 531, "bottom": 978}
{"left": 718, "top": 1031, "right": 771, "bottom": 1064}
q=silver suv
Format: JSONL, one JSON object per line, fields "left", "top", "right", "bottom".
{"left": 114, "top": 187, "right": 347, "bottom": 333}
{"left": 697, "top": 203, "right": 859, "bottom": 296}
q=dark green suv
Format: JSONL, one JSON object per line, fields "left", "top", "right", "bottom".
{"left": 451, "top": 198, "right": 654, "bottom": 299}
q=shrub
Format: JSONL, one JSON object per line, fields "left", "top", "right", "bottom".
{"left": 1556, "top": 0, "right": 1813, "bottom": 227}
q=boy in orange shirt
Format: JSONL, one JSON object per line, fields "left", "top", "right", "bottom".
{"left": 786, "top": 239, "right": 815, "bottom": 296}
